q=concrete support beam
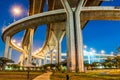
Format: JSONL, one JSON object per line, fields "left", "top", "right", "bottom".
{"left": 44, "top": 56, "right": 46, "bottom": 65}
{"left": 19, "top": 54, "right": 24, "bottom": 66}
{"left": 61, "top": 0, "right": 76, "bottom": 72}
{"left": 33, "top": 58, "right": 37, "bottom": 63}
{"left": 8, "top": 47, "right": 12, "bottom": 59}
{"left": 20, "top": 54, "right": 25, "bottom": 66}
{"left": 52, "top": 0, "right": 56, "bottom": 10}
{"left": 44, "top": 52, "right": 47, "bottom": 65}
{"left": 61, "top": 0, "right": 84, "bottom": 72}
{"left": 51, "top": 31, "right": 58, "bottom": 63}
{"left": 75, "top": 0, "right": 84, "bottom": 72}
{"left": 38, "top": 59, "right": 42, "bottom": 66}
{"left": 57, "top": 31, "right": 65, "bottom": 65}
{"left": 50, "top": 52, "right": 53, "bottom": 64}
{"left": 59, "top": 31, "right": 65, "bottom": 62}
{"left": 52, "top": 30, "right": 65, "bottom": 65}
{"left": 23, "top": 46, "right": 27, "bottom": 66}
{"left": 47, "top": 45, "right": 52, "bottom": 64}
{"left": 4, "top": 36, "right": 10, "bottom": 58}
{"left": 27, "top": 28, "right": 34, "bottom": 66}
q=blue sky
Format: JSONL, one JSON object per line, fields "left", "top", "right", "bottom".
{"left": 0, "top": 0, "right": 120, "bottom": 62}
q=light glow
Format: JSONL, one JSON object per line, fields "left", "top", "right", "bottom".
{"left": 101, "top": 50, "right": 105, "bottom": 54}
{"left": 17, "top": 43, "right": 21, "bottom": 46}
{"left": 84, "top": 45, "right": 87, "bottom": 49}
{"left": 12, "top": 39, "right": 16, "bottom": 43}
{"left": 11, "top": 5, "right": 22, "bottom": 16}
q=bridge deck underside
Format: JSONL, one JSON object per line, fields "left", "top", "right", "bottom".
{"left": 2, "top": 8, "right": 120, "bottom": 56}
{"left": 30, "top": 0, "right": 102, "bottom": 56}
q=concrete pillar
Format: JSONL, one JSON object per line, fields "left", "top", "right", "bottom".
{"left": 44, "top": 57, "right": 46, "bottom": 65}
{"left": 74, "top": 0, "right": 84, "bottom": 72}
{"left": 44, "top": 52, "right": 47, "bottom": 65}
{"left": 33, "top": 58, "right": 36, "bottom": 63}
{"left": 22, "top": 53, "right": 25, "bottom": 66}
{"left": 4, "top": 36, "right": 10, "bottom": 58}
{"left": 56, "top": 41, "right": 61, "bottom": 65}
{"left": 50, "top": 52, "right": 53, "bottom": 64}
{"left": 23, "top": 46, "right": 27, "bottom": 66}
{"left": 8, "top": 47, "right": 12, "bottom": 59}
{"left": 20, "top": 54, "right": 24, "bottom": 66}
{"left": 47, "top": 45, "right": 52, "bottom": 64}
{"left": 38, "top": 59, "right": 42, "bottom": 66}
{"left": 59, "top": 31, "right": 65, "bottom": 63}
{"left": 51, "top": 31, "right": 58, "bottom": 64}
{"left": 61, "top": 0, "right": 85, "bottom": 72}
{"left": 56, "top": 32, "right": 65, "bottom": 65}
{"left": 61, "top": 0, "right": 76, "bottom": 72}
{"left": 52, "top": 31, "right": 65, "bottom": 65}
{"left": 27, "top": 28, "right": 34, "bottom": 65}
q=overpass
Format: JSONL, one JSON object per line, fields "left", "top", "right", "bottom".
{"left": 2, "top": 0, "right": 119, "bottom": 72}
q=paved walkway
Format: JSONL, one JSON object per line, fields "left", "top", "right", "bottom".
{"left": 33, "top": 72, "right": 52, "bottom": 80}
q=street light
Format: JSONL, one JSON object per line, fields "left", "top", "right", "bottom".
{"left": 101, "top": 50, "right": 105, "bottom": 55}
{"left": 92, "top": 49, "right": 96, "bottom": 53}
{"left": 17, "top": 43, "right": 21, "bottom": 46}
{"left": 90, "top": 48, "right": 96, "bottom": 54}
{"left": 90, "top": 48, "right": 93, "bottom": 51}
{"left": 11, "top": 5, "right": 22, "bottom": 22}
{"left": 83, "top": 45, "right": 87, "bottom": 49}
{"left": 111, "top": 52, "right": 114, "bottom": 56}
{"left": 12, "top": 39, "right": 16, "bottom": 43}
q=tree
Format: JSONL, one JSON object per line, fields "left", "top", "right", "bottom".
{"left": 91, "top": 62, "right": 101, "bottom": 69}
{"left": 114, "top": 56, "right": 120, "bottom": 68}
{"left": 117, "top": 46, "right": 120, "bottom": 52}
{"left": 102, "top": 62, "right": 108, "bottom": 68}
{"left": 0, "top": 57, "right": 14, "bottom": 70}
{"left": 103, "top": 57, "right": 114, "bottom": 68}
{"left": 84, "top": 61, "right": 92, "bottom": 70}
{"left": 11, "top": 64, "right": 20, "bottom": 70}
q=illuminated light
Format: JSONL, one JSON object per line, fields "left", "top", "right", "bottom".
{"left": 17, "top": 43, "right": 21, "bottom": 46}
{"left": 27, "top": 12, "right": 29, "bottom": 16}
{"left": 111, "top": 52, "right": 114, "bottom": 56}
{"left": 92, "top": 49, "right": 96, "bottom": 53}
{"left": 90, "top": 48, "right": 96, "bottom": 54}
{"left": 83, "top": 50, "right": 87, "bottom": 53}
{"left": 111, "top": 52, "right": 114, "bottom": 54}
{"left": 98, "top": 66, "right": 103, "bottom": 69}
{"left": 11, "top": 5, "right": 23, "bottom": 21}
{"left": 90, "top": 48, "right": 93, "bottom": 51}
{"left": 11, "top": 5, "right": 22, "bottom": 16}
{"left": 36, "top": 50, "right": 39, "bottom": 53}
{"left": 39, "top": 48, "right": 42, "bottom": 51}
{"left": 101, "top": 50, "right": 105, "bottom": 54}
{"left": 84, "top": 45, "right": 87, "bottom": 49}
{"left": 90, "top": 52, "right": 93, "bottom": 55}
{"left": 12, "top": 39, "right": 16, "bottom": 43}
{"left": 53, "top": 49, "right": 57, "bottom": 53}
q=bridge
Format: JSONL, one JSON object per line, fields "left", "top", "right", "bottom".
{"left": 2, "top": 0, "right": 119, "bottom": 72}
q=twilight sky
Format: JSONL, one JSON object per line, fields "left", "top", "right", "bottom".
{"left": 0, "top": 0, "right": 120, "bottom": 63}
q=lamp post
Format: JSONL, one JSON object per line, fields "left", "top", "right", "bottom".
{"left": 11, "top": 5, "right": 22, "bottom": 22}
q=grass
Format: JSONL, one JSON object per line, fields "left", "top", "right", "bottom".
{"left": 51, "top": 69, "right": 120, "bottom": 80}
{"left": 0, "top": 71, "right": 43, "bottom": 80}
